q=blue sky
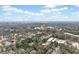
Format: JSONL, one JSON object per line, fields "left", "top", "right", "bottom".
{"left": 0, "top": 5, "right": 79, "bottom": 22}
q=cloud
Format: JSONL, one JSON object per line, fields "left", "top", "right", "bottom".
{"left": 44, "top": 5, "right": 56, "bottom": 9}
{"left": 3, "top": 12, "right": 12, "bottom": 16}
{"left": 0, "top": 5, "right": 79, "bottom": 22}
{"left": 60, "top": 7, "right": 68, "bottom": 10}
{"left": 40, "top": 9, "right": 51, "bottom": 13}
{"left": 2, "top": 6, "right": 23, "bottom": 14}
{"left": 75, "top": 5, "right": 79, "bottom": 7}
{"left": 1, "top": 5, "right": 44, "bottom": 17}
{"left": 1, "top": 6, "right": 45, "bottom": 21}
{"left": 52, "top": 7, "right": 68, "bottom": 12}
{"left": 71, "top": 12, "right": 79, "bottom": 19}
{"left": 40, "top": 5, "right": 68, "bottom": 15}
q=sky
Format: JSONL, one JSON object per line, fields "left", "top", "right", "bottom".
{"left": 0, "top": 5, "right": 79, "bottom": 22}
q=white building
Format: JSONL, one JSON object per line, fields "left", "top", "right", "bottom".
{"left": 47, "top": 37, "right": 54, "bottom": 42}
{"left": 64, "top": 32, "right": 79, "bottom": 38}
{"left": 52, "top": 38, "right": 66, "bottom": 44}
